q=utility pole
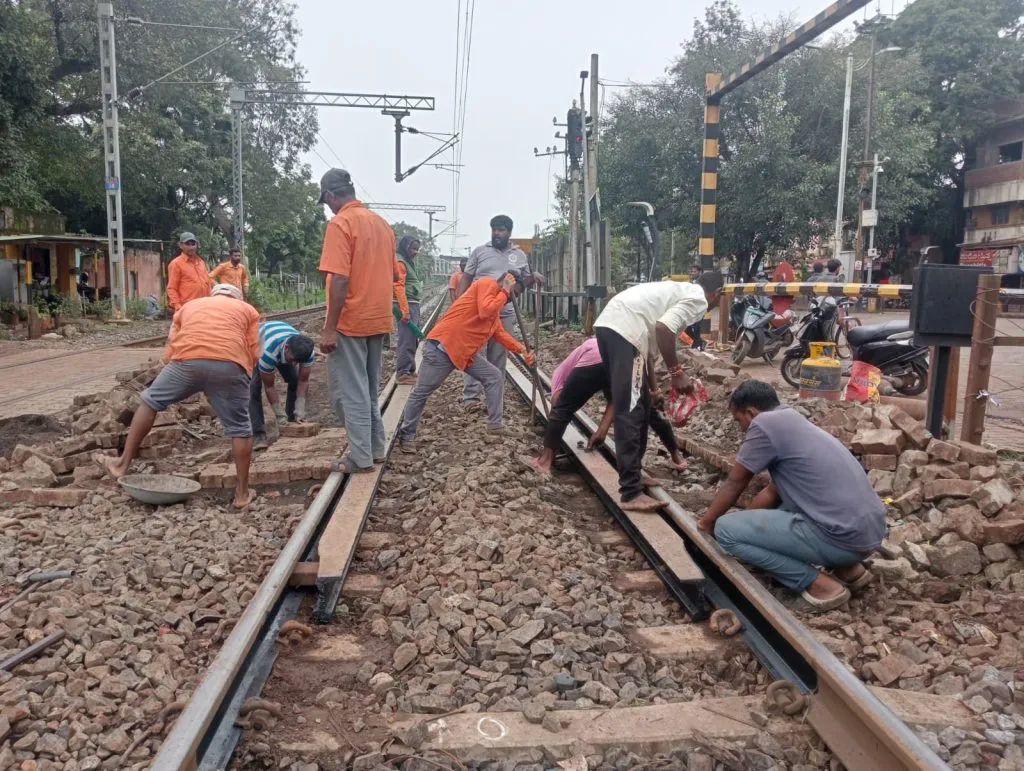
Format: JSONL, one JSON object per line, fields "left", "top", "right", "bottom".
{"left": 96, "top": 3, "right": 127, "bottom": 316}
{"left": 833, "top": 55, "right": 853, "bottom": 277}
{"left": 855, "top": 32, "right": 876, "bottom": 281}
{"left": 230, "top": 87, "right": 246, "bottom": 258}
{"left": 867, "top": 152, "right": 880, "bottom": 283}
{"left": 579, "top": 73, "right": 596, "bottom": 289}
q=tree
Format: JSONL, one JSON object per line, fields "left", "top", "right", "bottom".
{"left": 391, "top": 222, "right": 437, "bottom": 258}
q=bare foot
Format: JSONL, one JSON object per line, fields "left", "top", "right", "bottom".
{"left": 97, "top": 453, "right": 127, "bottom": 480}
{"left": 620, "top": 494, "right": 665, "bottom": 513}
{"left": 233, "top": 487, "right": 254, "bottom": 510}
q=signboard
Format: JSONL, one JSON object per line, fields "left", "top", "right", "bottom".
{"left": 104, "top": 176, "right": 120, "bottom": 191}
{"left": 511, "top": 238, "right": 536, "bottom": 255}
{"left": 861, "top": 209, "right": 878, "bottom": 228}
{"left": 962, "top": 246, "right": 1020, "bottom": 273}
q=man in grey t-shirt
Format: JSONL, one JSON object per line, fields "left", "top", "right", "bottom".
{"left": 697, "top": 381, "right": 885, "bottom": 611}
{"left": 456, "top": 214, "right": 536, "bottom": 407}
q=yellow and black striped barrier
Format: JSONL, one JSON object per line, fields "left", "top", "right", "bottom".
{"left": 723, "top": 282, "right": 913, "bottom": 300}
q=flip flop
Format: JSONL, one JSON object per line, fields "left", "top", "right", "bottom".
{"left": 620, "top": 494, "right": 666, "bottom": 513}
{"left": 329, "top": 456, "right": 374, "bottom": 475}
{"left": 233, "top": 488, "right": 254, "bottom": 510}
{"left": 799, "top": 586, "right": 850, "bottom": 612}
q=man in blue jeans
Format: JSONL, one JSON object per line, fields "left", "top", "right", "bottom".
{"left": 698, "top": 380, "right": 885, "bottom": 610}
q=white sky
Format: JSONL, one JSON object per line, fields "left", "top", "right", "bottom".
{"left": 294, "top": 0, "right": 910, "bottom": 255}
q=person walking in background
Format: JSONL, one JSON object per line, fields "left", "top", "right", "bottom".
{"left": 167, "top": 232, "right": 212, "bottom": 314}
{"left": 102, "top": 284, "right": 260, "bottom": 509}
{"left": 826, "top": 258, "right": 846, "bottom": 284}
{"left": 317, "top": 168, "right": 399, "bottom": 473}
{"left": 448, "top": 258, "right": 467, "bottom": 305}
{"left": 211, "top": 247, "right": 251, "bottom": 297}
{"left": 250, "top": 321, "right": 316, "bottom": 447}
{"left": 394, "top": 235, "right": 423, "bottom": 385}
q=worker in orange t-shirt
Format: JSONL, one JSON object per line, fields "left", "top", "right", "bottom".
{"left": 396, "top": 272, "right": 534, "bottom": 453}
{"left": 102, "top": 284, "right": 260, "bottom": 509}
{"left": 166, "top": 232, "right": 213, "bottom": 313}
{"left": 448, "top": 258, "right": 468, "bottom": 304}
{"left": 317, "top": 168, "right": 399, "bottom": 473}
{"left": 210, "top": 247, "right": 251, "bottom": 296}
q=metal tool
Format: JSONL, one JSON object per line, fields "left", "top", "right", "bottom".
{"left": 510, "top": 295, "right": 550, "bottom": 419}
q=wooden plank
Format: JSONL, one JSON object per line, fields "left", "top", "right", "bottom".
{"left": 613, "top": 570, "right": 667, "bottom": 593}
{"left": 587, "top": 530, "right": 633, "bottom": 546}
{"left": 632, "top": 624, "right": 741, "bottom": 662}
{"left": 993, "top": 336, "right": 1024, "bottom": 346}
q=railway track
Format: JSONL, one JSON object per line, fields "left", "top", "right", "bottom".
{"left": 148, "top": 307, "right": 953, "bottom": 770}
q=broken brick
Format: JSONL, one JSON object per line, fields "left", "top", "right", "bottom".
{"left": 0, "top": 488, "right": 89, "bottom": 508}
{"left": 953, "top": 441, "right": 998, "bottom": 467}
{"left": 981, "top": 520, "right": 1024, "bottom": 546}
{"left": 198, "top": 464, "right": 234, "bottom": 489}
{"left": 867, "top": 653, "right": 915, "bottom": 686}
{"left": 850, "top": 428, "right": 905, "bottom": 456}
{"left": 939, "top": 505, "right": 986, "bottom": 545}
{"left": 923, "top": 478, "right": 980, "bottom": 501}
{"left": 926, "top": 438, "right": 961, "bottom": 463}
{"left": 893, "top": 488, "right": 923, "bottom": 516}
{"left": 863, "top": 454, "right": 898, "bottom": 472}
{"left": 969, "top": 466, "right": 999, "bottom": 483}
{"left": 279, "top": 422, "right": 321, "bottom": 438}
{"left": 900, "top": 450, "right": 930, "bottom": 468}
{"left": 973, "top": 478, "right": 1014, "bottom": 518}
{"left": 867, "top": 469, "right": 895, "bottom": 496}
{"left": 889, "top": 409, "right": 931, "bottom": 449}
{"left": 139, "top": 426, "right": 184, "bottom": 449}
{"left": 251, "top": 463, "right": 290, "bottom": 485}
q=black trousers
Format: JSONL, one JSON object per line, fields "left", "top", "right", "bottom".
{"left": 544, "top": 363, "right": 679, "bottom": 458}
{"left": 685, "top": 322, "right": 706, "bottom": 350}
{"left": 596, "top": 327, "right": 651, "bottom": 501}
{"left": 249, "top": 363, "right": 299, "bottom": 436}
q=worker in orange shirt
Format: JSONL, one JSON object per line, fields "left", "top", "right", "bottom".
{"left": 210, "top": 247, "right": 251, "bottom": 297}
{"left": 167, "top": 232, "right": 213, "bottom": 313}
{"left": 317, "top": 168, "right": 400, "bottom": 474}
{"left": 102, "top": 284, "right": 260, "bottom": 509}
{"left": 395, "top": 271, "right": 535, "bottom": 453}
{"left": 448, "top": 258, "right": 467, "bottom": 305}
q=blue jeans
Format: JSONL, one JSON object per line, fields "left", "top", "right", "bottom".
{"left": 714, "top": 509, "right": 866, "bottom": 592}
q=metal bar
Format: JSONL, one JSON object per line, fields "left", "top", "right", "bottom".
{"left": 0, "top": 630, "right": 66, "bottom": 672}
{"left": 367, "top": 203, "right": 447, "bottom": 213}
{"left": 719, "top": 281, "right": 915, "bottom": 299}
{"left": 698, "top": 75, "right": 721, "bottom": 271}
{"left": 241, "top": 90, "right": 435, "bottom": 111}
{"left": 709, "top": 0, "right": 874, "bottom": 101}
{"left": 960, "top": 273, "right": 1002, "bottom": 444}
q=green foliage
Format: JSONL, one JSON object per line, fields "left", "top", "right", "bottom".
{"left": 125, "top": 297, "right": 149, "bottom": 321}
{"left": 246, "top": 276, "right": 324, "bottom": 313}
{"left": 392, "top": 221, "right": 437, "bottom": 258}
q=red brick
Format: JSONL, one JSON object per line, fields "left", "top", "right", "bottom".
{"left": 953, "top": 441, "right": 998, "bottom": 467}
{"left": 973, "top": 478, "right": 1014, "bottom": 517}
{"left": 95, "top": 432, "right": 121, "bottom": 450}
{"left": 279, "top": 422, "right": 321, "bottom": 438}
{"left": 199, "top": 464, "right": 234, "bottom": 489}
{"left": 140, "top": 427, "right": 184, "bottom": 449}
{"left": 981, "top": 520, "right": 1024, "bottom": 546}
{"left": 867, "top": 653, "right": 916, "bottom": 686}
{"left": 52, "top": 436, "right": 100, "bottom": 457}
{"left": 939, "top": 505, "right": 986, "bottom": 545}
{"left": 312, "top": 462, "right": 333, "bottom": 481}
{"left": 926, "top": 438, "right": 961, "bottom": 463}
{"left": 863, "top": 454, "right": 898, "bottom": 471}
{"left": 924, "top": 478, "right": 980, "bottom": 501}
{"left": 851, "top": 429, "right": 905, "bottom": 456}
{"left": 251, "top": 463, "right": 290, "bottom": 485}
{"left": 893, "top": 488, "right": 923, "bottom": 516}
{"left": 969, "top": 466, "right": 999, "bottom": 483}
{"left": 138, "top": 446, "right": 175, "bottom": 460}
{"left": 889, "top": 408, "right": 931, "bottom": 449}
{"left": 288, "top": 464, "right": 316, "bottom": 482}
{"left": 900, "top": 450, "right": 930, "bottom": 468}
{"left": 0, "top": 488, "right": 89, "bottom": 508}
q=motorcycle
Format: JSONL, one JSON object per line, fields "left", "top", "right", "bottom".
{"left": 731, "top": 297, "right": 795, "bottom": 366}
{"left": 780, "top": 297, "right": 841, "bottom": 387}
{"left": 847, "top": 320, "right": 930, "bottom": 396}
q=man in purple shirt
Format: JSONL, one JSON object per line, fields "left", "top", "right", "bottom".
{"left": 533, "top": 337, "right": 688, "bottom": 475}
{"left": 698, "top": 380, "right": 886, "bottom": 610}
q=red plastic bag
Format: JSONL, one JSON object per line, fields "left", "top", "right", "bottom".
{"left": 843, "top": 361, "right": 882, "bottom": 403}
{"left": 664, "top": 380, "right": 710, "bottom": 427}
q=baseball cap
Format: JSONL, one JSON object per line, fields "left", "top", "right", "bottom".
{"left": 211, "top": 283, "right": 243, "bottom": 300}
{"left": 318, "top": 168, "right": 354, "bottom": 204}
{"left": 179, "top": 231, "right": 197, "bottom": 244}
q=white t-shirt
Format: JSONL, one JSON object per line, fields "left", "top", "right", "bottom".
{"left": 594, "top": 281, "right": 708, "bottom": 357}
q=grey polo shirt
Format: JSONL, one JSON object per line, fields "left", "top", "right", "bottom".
{"left": 465, "top": 243, "right": 530, "bottom": 316}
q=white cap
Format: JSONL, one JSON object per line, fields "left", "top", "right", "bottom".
{"left": 211, "top": 283, "right": 243, "bottom": 300}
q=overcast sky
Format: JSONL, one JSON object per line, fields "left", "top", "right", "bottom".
{"left": 294, "top": 0, "right": 909, "bottom": 256}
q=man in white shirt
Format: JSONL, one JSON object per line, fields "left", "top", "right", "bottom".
{"left": 594, "top": 274, "right": 723, "bottom": 512}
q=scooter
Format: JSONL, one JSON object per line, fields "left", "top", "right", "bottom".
{"left": 780, "top": 297, "right": 841, "bottom": 387}
{"left": 847, "top": 321, "right": 930, "bottom": 396}
{"left": 731, "top": 297, "right": 795, "bottom": 366}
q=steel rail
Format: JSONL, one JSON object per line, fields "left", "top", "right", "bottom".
{"left": 151, "top": 291, "right": 447, "bottom": 770}
{"left": 502, "top": 357, "right": 948, "bottom": 771}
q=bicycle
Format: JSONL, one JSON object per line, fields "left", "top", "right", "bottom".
{"left": 834, "top": 297, "right": 861, "bottom": 360}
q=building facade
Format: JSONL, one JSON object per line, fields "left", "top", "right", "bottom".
{"left": 962, "top": 100, "right": 1024, "bottom": 287}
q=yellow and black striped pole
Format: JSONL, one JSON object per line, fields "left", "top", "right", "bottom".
{"left": 699, "top": 73, "right": 722, "bottom": 272}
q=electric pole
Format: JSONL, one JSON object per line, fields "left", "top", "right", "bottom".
{"left": 855, "top": 31, "right": 876, "bottom": 282}
{"left": 96, "top": 3, "right": 127, "bottom": 316}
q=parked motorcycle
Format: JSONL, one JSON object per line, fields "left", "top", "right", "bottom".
{"left": 780, "top": 297, "right": 841, "bottom": 387}
{"left": 847, "top": 320, "right": 930, "bottom": 396}
{"left": 731, "top": 297, "right": 795, "bottom": 366}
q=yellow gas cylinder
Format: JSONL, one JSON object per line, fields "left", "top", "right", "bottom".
{"left": 799, "top": 341, "right": 842, "bottom": 400}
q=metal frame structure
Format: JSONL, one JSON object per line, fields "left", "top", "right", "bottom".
{"left": 366, "top": 203, "right": 446, "bottom": 243}
{"left": 96, "top": 3, "right": 127, "bottom": 315}
{"left": 698, "top": 0, "right": 874, "bottom": 270}
{"left": 229, "top": 89, "right": 436, "bottom": 252}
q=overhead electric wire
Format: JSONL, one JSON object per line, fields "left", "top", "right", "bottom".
{"left": 316, "top": 132, "right": 376, "bottom": 203}
{"left": 451, "top": 0, "right": 475, "bottom": 254}
{"left": 450, "top": 0, "right": 463, "bottom": 254}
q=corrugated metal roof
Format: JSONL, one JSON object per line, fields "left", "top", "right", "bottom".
{"left": 0, "top": 234, "right": 164, "bottom": 245}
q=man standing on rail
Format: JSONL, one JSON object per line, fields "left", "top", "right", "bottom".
{"left": 456, "top": 215, "right": 541, "bottom": 409}
{"left": 167, "top": 232, "right": 213, "bottom": 314}
{"left": 102, "top": 284, "right": 260, "bottom": 509}
{"left": 211, "top": 247, "right": 251, "bottom": 298}
{"left": 698, "top": 380, "right": 884, "bottom": 611}
{"left": 448, "top": 258, "right": 467, "bottom": 305}
{"left": 394, "top": 235, "right": 423, "bottom": 385}
{"left": 317, "top": 168, "right": 400, "bottom": 474}
{"left": 396, "top": 271, "right": 534, "bottom": 452}
{"left": 592, "top": 274, "right": 723, "bottom": 512}
{"left": 250, "top": 321, "right": 316, "bottom": 446}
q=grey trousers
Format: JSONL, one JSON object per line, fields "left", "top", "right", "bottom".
{"left": 463, "top": 314, "right": 515, "bottom": 403}
{"left": 328, "top": 332, "right": 386, "bottom": 467}
{"left": 395, "top": 301, "right": 421, "bottom": 376}
{"left": 400, "top": 341, "right": 503, "bottom": 439}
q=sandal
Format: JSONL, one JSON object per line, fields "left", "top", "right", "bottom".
{"left": 329, "top": 456, "right": 374, "bottom": 475}
{"left": 799, "top": 586, "right": 851, "bottom": 612}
